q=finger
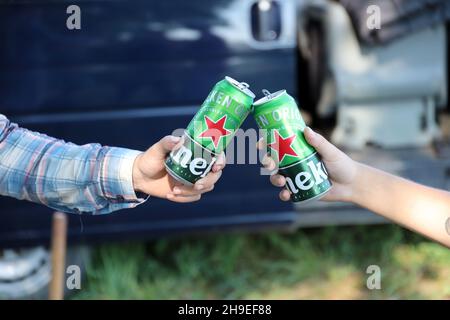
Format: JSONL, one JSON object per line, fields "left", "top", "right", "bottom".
{"left": 171, "top": 184, "right": 214, "bottom": 196}
{"left": 261, "top": 154, "right": 277, "bottom": 171}
{"left": 166, "top": 193, "right": 201, "bottom": 203}
{"left": 303, "top": 127, "right": 341, "bottom": 162}
{"left": 212, "top": 152, "right": 226, "bottom": 172}
{"left": 270, "top": 174, "right": 286, "bottom": 187}
{"left": 148, "top": 135, "right": 182, "bottom": 159}
{"left": 258, "top": 138, "right": 278, "bottom": 172}
{"left": 256, "top": 137, "right": 266, "bottom": 151}
{"left": 279, "top": 189, "right": 291, "bottom": 201}
{"left": 194, "top": 170, "right": 222, "bottom": 190}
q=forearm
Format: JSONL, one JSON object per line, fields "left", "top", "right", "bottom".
{"left": 351, "top": 163, "right": 450, "bottom": 247}
{"left": 0, "top": 115, "right": 146, "bottom": 214}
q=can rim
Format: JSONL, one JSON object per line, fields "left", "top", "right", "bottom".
{"left": 164, "top": 162, "right": 194, "bottom": 186}
{"left": 225, "top": 76, "right": 256, "bottom": 99}
{"left": 292, "top": 185, "right": 332, "bottom": 203}
{"left": 253, "top": 89, "right": 286, "bottom": 107}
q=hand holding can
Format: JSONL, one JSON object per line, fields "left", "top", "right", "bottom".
{"left": 253, "top": 89, "right": 332, "bottom": 202}
{"left": 165, "top": 76, "right": 255, "bottom": 185}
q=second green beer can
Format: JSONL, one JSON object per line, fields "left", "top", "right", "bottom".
{"left": 253, "top": 90, "right": 332, "bottom": 202}
{"left": 165, "top": 76, "right": 255, "bottom": 185}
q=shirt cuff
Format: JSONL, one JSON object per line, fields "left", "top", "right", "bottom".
{"left": 100, "top": 147, "right": 148, "bottom": 206}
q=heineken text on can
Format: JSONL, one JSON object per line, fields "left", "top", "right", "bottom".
{"left": 253, "top": 90, "right": 332, "bottom": 202}
{"left": 165, "top": 76, "right": 255, "bottom": 185}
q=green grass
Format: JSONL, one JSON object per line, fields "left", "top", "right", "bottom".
{"left": 74, "top": 225, "right": 450, "bottom": 300}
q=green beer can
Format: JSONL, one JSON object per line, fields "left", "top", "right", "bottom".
{"left": 253, "top": 90, "right": 332, "bottom": 202}
{"left": 165, "top": 76, "right": 255, "bottom": 185}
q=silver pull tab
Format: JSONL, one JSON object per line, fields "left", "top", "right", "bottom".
{"left": 262, "top": 89, "right": 272, "bottom": 100}
{"left": 239, "top": 82, "right": 250, "bottom": 90}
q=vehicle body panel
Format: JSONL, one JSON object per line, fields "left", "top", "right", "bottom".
{"left": 0, "top": 0, "right": 298, "bottom": 247}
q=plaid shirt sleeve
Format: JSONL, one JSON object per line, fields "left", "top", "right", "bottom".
{"left": 0, "top": 114, "right": 148, "bottom": 214}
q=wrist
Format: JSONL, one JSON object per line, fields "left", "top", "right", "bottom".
{"left": 348, "top": 161, "right": 366, "bottom": 205}
{"left": 132, "top": 153, "right": 145, "bottom": 194}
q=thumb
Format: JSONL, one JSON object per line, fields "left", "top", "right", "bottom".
{"left": 147, "top": 135, "right": 181, "bottom": 159}
{"left": 304, "top": 127, "right": 341, "bottom": 162}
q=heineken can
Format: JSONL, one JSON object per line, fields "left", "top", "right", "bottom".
{"left": 253, "top": 89, "right": 332, "bottom": 202}
{"left": 165, "top": 76, "right": 255, "bottom": 185}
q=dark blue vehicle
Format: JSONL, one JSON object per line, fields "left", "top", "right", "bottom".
{"left": 2, "top": 0, "right": 448, "bottom": 298}
{"left": 0, "top": 0, "right": 300, "bottom": 248}
{"left": 0, "top": 0, "right": 306, "bottom": 298}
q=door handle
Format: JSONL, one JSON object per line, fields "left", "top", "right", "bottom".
{"left": 251, "top": 0, "right": 282, "bottom": 42}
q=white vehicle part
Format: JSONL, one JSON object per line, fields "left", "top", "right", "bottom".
{"left": 323, "top": 2, "right": 446, "bottom": 149}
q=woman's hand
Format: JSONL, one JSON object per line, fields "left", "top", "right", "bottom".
{"left": 260, "top": 127, "right": 359, "bottom": 202}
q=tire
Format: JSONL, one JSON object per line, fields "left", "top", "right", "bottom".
{"left": 0, "top": 245, "right": 90, "bottom": 300}
{"left": 297, "top": 13, "right": 328, "bottom": 122}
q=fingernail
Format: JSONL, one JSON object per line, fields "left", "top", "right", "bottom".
{"left": 170, "top": 136, "right": 181, "bottom": 143}
{"left": 215, "top": 161, "right": 224, "bottom": 169}
{"left": 195, "top": 184, "right": 204, "bottom": 191}
{"left": 216, "top": 158, "right": 225, "bottom": 167}
{"left": 261, "top": 157, "right": 268, "bottom": 166}
{"left": 305, "top": 127, "right": 316, "bottom": 136}
{"left": 173, "top": 187, "right": 181, "bottom": 194}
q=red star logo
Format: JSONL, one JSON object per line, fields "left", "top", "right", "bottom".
{"left": 268, "top": 130, "right": 298, "bottom": 162}
{"left": 198, "top": 115, "right": 232, "bottom": 148}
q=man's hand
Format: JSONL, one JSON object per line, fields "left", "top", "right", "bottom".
{"left": 132, "top": 135, "right": 225, "bottom": 203}
{"left": 259, "top": 127, "right": 358, "bottom": 202}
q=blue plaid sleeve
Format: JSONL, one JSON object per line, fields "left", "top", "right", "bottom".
{"left": 0, "top": 114, "right": 148, "bottom": 214}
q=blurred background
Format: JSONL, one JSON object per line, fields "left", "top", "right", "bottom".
{"left": 0, "top": 0, "right": 449, "bottom": 299}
